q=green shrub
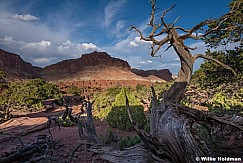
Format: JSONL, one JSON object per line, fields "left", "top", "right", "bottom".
{"left": 113, "top": 88, "right": 141, "bottom": 106}
{"left": 0, "top": 78, "right": 63, "bottom": 111}
{"left": 94, "top": 83, "right": 174, "bottom": 122}
{"left": 95, "top": 106, "right": 112, "bottom": 120}
{"left": 94, "top": 87, "right": 143, "bottom": 120}
{"left": 67, "top": 85, "right": 81, "bottom": 96}
{"left": 106, "top": 86, "right": 122, "bottom": 97}
{"left": 106, "top": 105, "right": 146, "bottom": 131}
{"left": 208, "top": 90, "right": 243, "bottom": 115}
{"left": 118, "top": 136, "right": 141, "bottom": 150}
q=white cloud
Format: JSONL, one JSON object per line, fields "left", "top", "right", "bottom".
{"left": 130, "top": 36, "right": 153, "bottom": 46}
{"left": 103, "top": 0, "right": 126, "bottom": 28}
{"left": 77, "top": 43, "right": 100, "bottom": 51}
{"left": 23, "top": 40, "right": 51, "bottom": 49}
{"left": 147, "top": 60, "right": 153, "bottom": 63}
{"left": 12, "top": 14, "right": 38, "bottom": 22}
{"left": 32, "top": 57, "right": 52, "bottom": 65}
{"left": 114, "top": 20, "right": 126, "bottom": 38}
{"left": 192, "top": 32, "right": 203, "bottom": 37}
{"left": 135, "top": 37, "right": 148, "bottom": 43}
{"left": 1, "top": 36, "right": 20, "bottom": 45}
{"left": 57, "top": 40, "right": 73, "bottom": 52}
{"left": 0, "top": 8, "right": 72, "bottom": 45}
{"left": 3, "top": 36, "right": 14, "bottom": 42}
{"left": 63, "top": 40, "right": 72, "bottom": 46}
{"left": 129, "top": 41, "right": 138, "bottom": 47}
{"left": 0, "top": 35, "right": 24, "bottom": 48}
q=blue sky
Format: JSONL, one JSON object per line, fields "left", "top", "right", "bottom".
{"left": 0, "top": 0, "right": 232, "bottom": 74}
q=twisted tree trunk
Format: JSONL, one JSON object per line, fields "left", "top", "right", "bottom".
{"left": 148, "top": 29, "right": 205, "bottom": 162}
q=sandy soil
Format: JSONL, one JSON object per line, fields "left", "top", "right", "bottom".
{"left": 0, "top": 106, "right": 137, "bottom": 162}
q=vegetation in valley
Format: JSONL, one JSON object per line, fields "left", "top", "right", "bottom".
{"left": 187, "top": 48, "right": 243, "bottom": 115}
{"left": 66, "top": 85, "right": 82, "bottom": 96}
{"left": 0, "top": 78, "right": 63, "bottom": 119}
{"left": 93, "top": 82, "right": 173, "bottom": 130}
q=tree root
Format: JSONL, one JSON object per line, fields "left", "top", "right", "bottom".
{"left": 0, "top": 134, "right": 61, "bottom": 163}
{"left": 175, "top": 104, "right": 243, "bottom": 131}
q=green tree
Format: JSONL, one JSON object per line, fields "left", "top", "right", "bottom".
{"left": 0, "top": 71, "right": 7, "bottom": 90}
{"left": 0, "top": 79, "right": 63, "bottom": 110}
{"left": 67, "top": 85, "right": 81, "bottom": 96}
{"left": 113, "top": 88, "right": 141, "bottom": 106}
{"left": 192, "top": 48, "right": 243, "bottom": 88}
{"left": 204, "top": 0, "right": 242, "bottom": 48}
{"left": 106, "top": 88, "right": 146, "bottom": 131}
{"left": 106, "top": 105, "right": 146, "bottom": 131}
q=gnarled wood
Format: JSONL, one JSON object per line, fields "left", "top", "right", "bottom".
{"left": 89, "top": 144, "right": 169, "bottom": 163}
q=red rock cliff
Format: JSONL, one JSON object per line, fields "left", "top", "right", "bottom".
{"left": 41, "top": 51, "right": 131, "bottom": 80}
{"left": 0, "top": 49, "right": 41, "bottom": 79}
{"left": 131, "top": 68, "right": 173, "bottom": 81}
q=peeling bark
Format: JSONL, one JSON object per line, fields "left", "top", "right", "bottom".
{"left": 89, "top": 144, "right": 169, "bottom": 163}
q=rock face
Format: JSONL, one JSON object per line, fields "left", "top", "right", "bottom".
{"left": 0, "top": 49, "right": 41, "bottom": 79}
{"left": 0, "top": 49, "right": 173, "bottom": 84}
{"left": 131, "top": 69, "right": 173, "bottom": 81}
{"left": 41, "top": 51, "right": 131, "bottom": 80}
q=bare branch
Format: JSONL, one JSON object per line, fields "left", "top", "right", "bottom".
{"left": 152, "top": 36, "right": 170, "bottom": 56}
{"left": 153, "top": 29, "right": 166, "bottom": 37}
{"left": 164, "top": 44, "right": 172, "bottom": 52}
{"left": 175, "top": 104, "right": 243, "bottom": 131}
{"left": 161, "top": 4, "right": 176, "bottom": 29}
{"left": 174, "top": 26, "right": 190, "bottom": 33}
{"left": 148, "top": 0, "right": 156, "bottom": 26}
{"left": 125, "top": 93, "right": 142, "bottom": 135}
{"left": 201, "top": 17, "right": 228, "bottom": 36}
{"left": 185, "top": 45, "right": 197, "bottom": 50}
{"left": 151, "top": 86, "right": 157, "bottom": 109}
{"left": 130, "top": 26, "right": 153, "bottom": 42}
{"left": 193, "top": 54, "right": 236, "bottom": 74}
{"left": 178, "top": 0, "right": 241, "bottom": 40}
{"left": 172, "top": 16, "right": 180, "bottom": 27}
{"left": 178, "top": 20, "right": 209, "bottom": 40}
{"left": 130, "top": 25, "right": 169, "bottom": 57}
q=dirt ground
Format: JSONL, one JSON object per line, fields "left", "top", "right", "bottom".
{"left": 0, "top": 106, "right": 137, "bottom": 162}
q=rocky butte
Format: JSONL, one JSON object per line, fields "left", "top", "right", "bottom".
{"left": 0, "top": 50, "right": 173, "bottom": 89}
{"left": 0, "top": 49, "right": 41, "bottom": 80}
{"left": 41, "top": 51, "right": 132, "bottom": 81}
{"left": 131, "top": 69, "right": 173, "bottom": 81}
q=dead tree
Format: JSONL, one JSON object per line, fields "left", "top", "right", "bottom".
{"left": 88, "top": 1, "right": 242, "bottom": 163}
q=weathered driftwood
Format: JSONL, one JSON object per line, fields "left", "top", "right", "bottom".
{"left": 0, "top": 134, "right": 59, "bottom": 163}
{"left": 89, "top": 144, "right": 170, "bottom": 163}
